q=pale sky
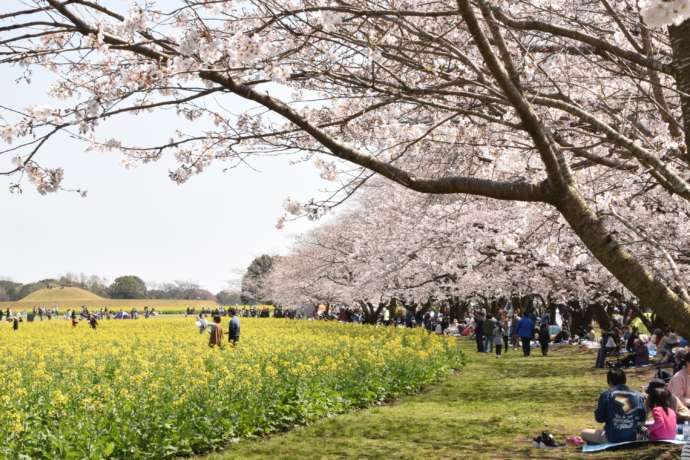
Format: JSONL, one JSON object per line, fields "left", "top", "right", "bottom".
{"left": 0, "top": 69, "right": 333, "bottom": 293}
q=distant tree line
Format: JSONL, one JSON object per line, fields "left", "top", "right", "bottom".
{"left": 0, "top": 274, "right": 242, "bottom": 304}
{"left": 0, "top": 255, "right": 282, "bottom": 304}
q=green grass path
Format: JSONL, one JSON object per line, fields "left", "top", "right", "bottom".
{"left": 203, "top": 340, "right": 681, "bottom": 459}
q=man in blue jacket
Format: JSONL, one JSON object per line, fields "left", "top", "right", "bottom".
{"left": 581, "top": 368, "right": 646, "bottom": 444}
{"left": 515, "top": 314, "right": 534, "bottom": 357}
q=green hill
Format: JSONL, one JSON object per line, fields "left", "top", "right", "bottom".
{"left": 20, "top": 286, "right": 104, "bottom": 303}
{"left": 2, "top": 287, "right": 219, "bottom": 312}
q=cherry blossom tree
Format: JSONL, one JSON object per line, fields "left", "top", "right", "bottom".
{"left": 2, "top": 1, "right": 690, "bottom": 333}
{"left": 269, "top": 180, "right": 640, "bottom": 324}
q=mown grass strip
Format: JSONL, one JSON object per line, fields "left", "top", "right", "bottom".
{"left": 204, "top": 340, "right": 681, "bottom": 459}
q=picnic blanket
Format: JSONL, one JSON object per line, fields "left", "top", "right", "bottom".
{"left": 583, "top": 434, "right": 687, "bottom": 453}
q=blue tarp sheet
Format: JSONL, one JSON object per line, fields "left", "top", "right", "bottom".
{"left": 583, "top": 434, "right": 686, "bottom": 453}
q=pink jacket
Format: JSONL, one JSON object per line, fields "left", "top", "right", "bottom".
{"left": 669, "top": 368, "right": 690, "bottom": 406}
{"left": 648, "top": 407, "right": 677, "bottom": 441}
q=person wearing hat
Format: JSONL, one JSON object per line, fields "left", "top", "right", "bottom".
{"left": 669, "top": 351, "right": 690, "bottom": 408}
{"left": 647, "top": 377, "right": 690, "bottom": 423}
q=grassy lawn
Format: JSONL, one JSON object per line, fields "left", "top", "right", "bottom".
{"left": 201, "top": 339, "right": 682, "bottom": 459}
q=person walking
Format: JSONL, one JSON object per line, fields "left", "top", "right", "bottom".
{"left": 516, "top": 314, "right": 535, "bottom": 357}
{"left": 502, "top": 316, "right": 510, "bottom": 354}
{"left": 538, "top": 321, "right": 550, "bottom": 356}
{"left": 196, "top": 314, "right": 208, "bottom": 334}
{"left": 510, "top": 313, "right": 520, "bottom": 350}
{"left": 483, "top": 314, "right": 497, "bottom": 353}
{"left": 208, "top": 315, "right": 224, "bottom": 348}
{"left": 228, "top": 309, "right": 240, "bottom": 346}
{"left": 474, "top": 312, "right": 484, "bottom": 353}
{"left": 494, "top": 323, "right": 505, "bottom": 358}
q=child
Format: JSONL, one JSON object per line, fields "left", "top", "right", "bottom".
{"left": 646, "top": 387, "right": 677, "bottom": 441}
{"left": 493, "top": 323, "right": 504, "bottom": 358}
{"left": 196, "top": 314, "right": 207, "bottom": 334}
{"left": 208, "top": 315, "right": 223, "bottom": 348}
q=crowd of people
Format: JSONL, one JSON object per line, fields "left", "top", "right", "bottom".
{"left": 431, "top": 307, "right": 559, "bottom": 358}
{"left": 185, "top": 305, "right": 302, "bottom": 319}
{"left": 593, "top": 326, "right": 689, "bottom": 370}
{"left": 2, "top": 305, "right": 165, "bottom": 330}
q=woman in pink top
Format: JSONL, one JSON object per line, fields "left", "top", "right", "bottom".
{"left": 647, "top": 387, "right": 677, "bottom": 441}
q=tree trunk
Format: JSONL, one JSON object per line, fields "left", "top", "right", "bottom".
{"left": 556, "top": 188, "right": 690, "bottom": 338}
{"left": 670, "top": 19, "right": 690, "bottom": 163}
{"left": 547, "top": 301, "right": 557, "bottom": 326}
{"left": 591, "top": 302, "right": 612, "bottom": 331}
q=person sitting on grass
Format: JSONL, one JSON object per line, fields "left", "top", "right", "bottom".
{"left": 669, "top": 351, "right": 690, "bottom": 407}
{"left": 581, "top": 368, "right": 646, "bottom": 444}
{"left": 646, "top": 378, "right": 690, "bottom": 424}
{"left": 633, "top": 338, "right": 650, "bottom": 367}
{"left": 646, "top": 386, "right": 677, "bottom": 441}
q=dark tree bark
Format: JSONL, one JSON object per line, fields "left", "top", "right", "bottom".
{"left": 591, "top": 302, "right": 612, "bottom": 332}
{"left": 670, "top": 20, "right": 690, "bottom": 164}
{"left": 556, "top": 188, "right": 690, "bottom": 336}
{"left": 563, "top": 299, "right": 595, "bottom": 336}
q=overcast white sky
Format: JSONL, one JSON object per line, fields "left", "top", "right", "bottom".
{"left": 0, "top": 68, "right": 334, "bottom": 293}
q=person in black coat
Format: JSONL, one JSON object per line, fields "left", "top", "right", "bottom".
{"left": 475, "top": 312, "right": 485, "bottom": 353}
{"left": 538, "top": 321, "right": 550, "bottom": 356}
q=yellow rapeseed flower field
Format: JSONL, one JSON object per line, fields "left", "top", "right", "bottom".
{"left": 0, "top": 317, "right": 463, "bottom": 459}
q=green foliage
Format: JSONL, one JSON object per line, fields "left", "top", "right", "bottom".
{"left": 216, "top": 290, "right": 242, "bottom": 305}
{"left": 240, "top": 255, "right": 276, "bottom": 305}
{"left": 0, "top": 319, "right": 462, "bottom": 459}
{"left": 109, "top": 275, "right": 147, "bottom": 299}
{"left": 0, "top": 280, "right": 22, "bottom": 301}
{"left": 213, "top": 341, "right": 678, "bottom": 460}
